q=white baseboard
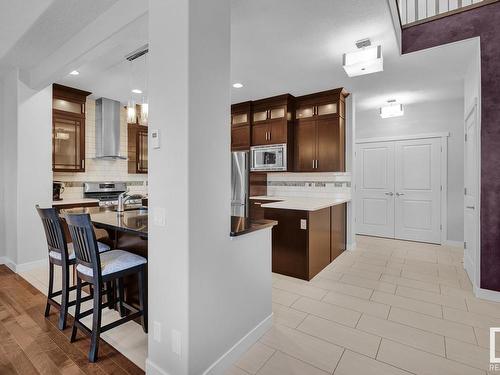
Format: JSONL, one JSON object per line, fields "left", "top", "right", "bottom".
{"left": 203, "top": 313, "right": 273, "bottom": 375}
{"left": 346, "top": 241, "right": 357, "bottom": 251}
{"left": 145, "top": 314, "right": 273, "bottom": 375}
{"left": 474, "top": 286, "right": 500, "bottom": 302}
{"left": 15, "top": 258, "right": 48, "bottom": 273}
{"left": 463, "top": 252, "right": 474, "bottom": 284}
{"left": 145, "top": 358, "right": 172, "bottom": 375}
{"left": 445, "top": 240, "right": 463, "bottom": 248}
{"left": 0, "top": 257, "right": 17, "bottom": 272}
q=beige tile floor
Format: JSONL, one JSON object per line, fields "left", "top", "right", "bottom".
{"left": 227, "top": 235, "right": 500, "bottom": 375}
{"left": 19, "top": 263, "right": 148, "bottom": 370}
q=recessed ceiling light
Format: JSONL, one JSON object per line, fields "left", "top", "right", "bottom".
{"left": 69, "top": 70, "right": 80, "bottom": 76}
{"left": 232, "top": 83, "right": 244, "bottom": 89}
{"left": 132, "top": 89, "right": 143, "bottom": 94}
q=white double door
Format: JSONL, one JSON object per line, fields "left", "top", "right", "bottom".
{"left": 356, "top": 138, "right": 442, "bottom": 244}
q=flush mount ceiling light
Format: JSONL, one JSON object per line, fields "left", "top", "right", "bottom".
{"left": 132, "top": 89, "right": 143, "bottom": 94}
{"left": 232, "top": 83, "right": 244, "bottom": 88}
{"left": 69, "top": 70, "right": 79, "bottom": 76}
{"left": 380, "top": 100, "right": 404, "bottom": 118}
{"left": 343, "top": 39, "right": 383, "bottom": 77}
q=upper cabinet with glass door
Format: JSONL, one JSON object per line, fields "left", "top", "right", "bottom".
{"left": 251, "top": 94, "right": 295, "bottom": 146}
{"left": 52, "top": 84, "right": 91, "bottom": 172}
{"left": 296, "top": 89, "right": 344, "bottom": 120}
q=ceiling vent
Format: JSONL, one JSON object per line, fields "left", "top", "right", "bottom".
{"left": 125, "top": 44, "right": 149, "bottom": 61}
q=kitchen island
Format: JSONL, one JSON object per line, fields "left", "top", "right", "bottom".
{"left": 250, "top": 196, "right": 350, "bottom": 280}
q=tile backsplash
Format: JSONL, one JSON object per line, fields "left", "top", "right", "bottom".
{"left": 53, "top": 99, "right": 148, "bottom": 200}
{"left": 265, "top": 172, "right": 351, "bottom": 198}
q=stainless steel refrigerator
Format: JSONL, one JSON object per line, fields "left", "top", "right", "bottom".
{"left": 231, "top": 151, "right": 249, "bottom": 217}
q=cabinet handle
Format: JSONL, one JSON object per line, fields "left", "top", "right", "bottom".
{"left": 316, "top": 160, "right": 318, "bottom": 169}
{"left": 396, "top": 192, "right": 405, "bottom": 197}
{"left": 82, "top": 159, "right": 85, "bottom": 168}
{"left": 254, "top": 202, "right": 262, "bottom": 205}
{"left": 385, "top": 192, "right": 394, "bottom": 196}
{"left": 312, "top": 160, "right": 315, "bottom": 169}
{"left": 268, "top": 131, "right": 271, "bottom": 141}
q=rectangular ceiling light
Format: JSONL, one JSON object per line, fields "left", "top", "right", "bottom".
{"left": 380, "top": 103, "right": 404, "bottom": 118}
{"left": 343, "top": 45, "right": 383, "bottom": 77}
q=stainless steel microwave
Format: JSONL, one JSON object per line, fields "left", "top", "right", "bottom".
{"left": 250, "top": 144, "right": 287, "bottom": 171}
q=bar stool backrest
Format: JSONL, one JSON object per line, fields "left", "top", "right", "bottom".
{"left": 64, "top": 213, "right": 102, "bottom": 279}
{"left": 36, "top": 205, "right": 69, "bottom": 262}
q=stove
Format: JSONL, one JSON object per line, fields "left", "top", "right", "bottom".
{"left": 83, "top": 182, "right": 142, "bottom": 207}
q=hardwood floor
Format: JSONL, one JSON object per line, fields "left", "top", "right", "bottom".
{"left": 0, "top": 265, "right": 144, "bottom": 375}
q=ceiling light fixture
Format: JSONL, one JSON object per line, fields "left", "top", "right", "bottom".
{"left": 380, "top": 100, "right": 404, "bottom": 118}
{"left": 233, "top": 83, "right": 244, "bottom": 88}
{"left": 132, "top": 89, "right": 143, "bottom": 94}
{"left": 343, "top": 39, "right": 383, "bottom": 77}
{"left": 69, "top": 70, "right": 80, "bottom": 76}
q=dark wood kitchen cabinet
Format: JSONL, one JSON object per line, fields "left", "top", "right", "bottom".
{"left": 265, "top": 207, "right": 331, "bottom": 281}
{"left": 128, "top": 124, "right": 148, "bottom": 174}
{"left": 251, "top": 94, "right": 295, "bottom": 146}
{"left": 330, "top": 203, "right": 346, "bottom": 262}
{"left": 231, "top": 101, "right": 251, "bottom": 151}
{"left": 294, "top": 88, "right": 347, "bottom": 172}
{"left": 52, "top": 84, "right": 91, "bottom": 172}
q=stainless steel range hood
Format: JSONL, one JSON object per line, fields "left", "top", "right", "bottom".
{"left": 95, "top": 97, "right": 126, "bottom": 159}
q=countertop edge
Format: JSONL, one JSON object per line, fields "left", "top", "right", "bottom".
{"left": 230, "top": 219, "right": 277, "bottom": 237}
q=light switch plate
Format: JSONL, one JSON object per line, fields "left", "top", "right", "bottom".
{"left": 153, "top": 207, "right": 166, "bottom": 227}
{"left": 151, "top": 129, "right": 160, "bottom": 149}
{"left": 171, "top": 329, "right": 182, "bottom": 357}
{"left": 300, "top": 219, "right": 307, "bottom": 230}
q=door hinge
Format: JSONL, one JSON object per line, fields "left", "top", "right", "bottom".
{"left": 440, "top": 185, "right": 443, "bottom": 191}
{"left": 464, "top": 187, "right": 467, "bottom": 195}
{"left": 464, "top": 241, "right": 467, "bottom": 249}
{"left": 440, "top": 146, "right": 442, "bottom": 152}
{"left": 465, "top": 134, "right": 468, "bottom": 142}
{"left": 440, "top": 224, "right": 442, "bottom": 230}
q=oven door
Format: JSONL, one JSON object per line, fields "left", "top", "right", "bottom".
{"left": 251, "top": 144, "right": 287, "bottom": 171}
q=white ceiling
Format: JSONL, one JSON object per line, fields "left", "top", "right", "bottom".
{"left": 1, "top": 0, "right": 475, "bottom": 110}
{"left": 0, "top": 0, "right": 118, "bottom": 73}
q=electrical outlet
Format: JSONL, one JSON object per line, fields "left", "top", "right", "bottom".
{"left": 153, "top": 207, "right": 166, "bottom": 227}
{"left": 300, "top": 219, "right": 307, "bottom": 230}
{"left": 171, "top": 329, "right": 182, "bottom": 357}
{"left": 153, "top": 321, "right": 161, "bottom": 343}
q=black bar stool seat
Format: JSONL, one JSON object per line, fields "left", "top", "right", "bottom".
{"left": 65, "top": 212, "right": 147, "bottom": 363}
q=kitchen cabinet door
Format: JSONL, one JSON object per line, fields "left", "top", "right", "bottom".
{"left": 231, "top": 125, "right": 250, "bottom": 150}
{"left": 294, "top": 119, "right": 316, "bottom": 172}
{"left": 137, "top": 129, "right": 148, "bottom": 173}
{"left": 252, "top": 123, "right": 269, "bottom": 145}
{"left": 53, "top": 114, "right": 85, "bottom": 171}
{"left": 269, "top": 120, "right": 287, "bottom": 144}
{"left": 316, "top": 117, "right": 341, "bottom": 172}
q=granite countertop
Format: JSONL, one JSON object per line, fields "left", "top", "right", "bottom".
{"left": 52, "top": 198, "right": 100, "bottom": 206}
{"left": 249, "top": 196, "right": 351, "bottom": 211}
{"left": 62, "top": 206, "right": 148, "bottom": 237}
{"left": 230, "top": 216, "right": 277, "bottom": 237}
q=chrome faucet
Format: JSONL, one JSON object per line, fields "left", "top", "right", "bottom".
{"left": 117, "top": 190, "right": 143, "bottom": 212}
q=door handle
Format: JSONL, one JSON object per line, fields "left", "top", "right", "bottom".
{"left": 466, "top": 205, "right": 475, "bottom": 210}
{"left": 396, "top": 192, "right": 405, "bottom": 197}
{"left": 385, "top": 192, "right": 394, "bottom": 196}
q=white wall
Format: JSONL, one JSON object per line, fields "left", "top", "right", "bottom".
{"left": 17, "top": 81, "right": 52, "bottom": 265}
{"left": 0, "top": 69, "right": 52, "bottom": 268}
{"left": 356, "top": 98, "right": 464, "bottom": 242}
{"left": 147, "top": 0, "right": 272, "bottom": 374}
{"left": 2, "top": 69, "right": 19, "bottom": 265}
{"left": 0, "top": 76, "right": 5, "bottom": 259}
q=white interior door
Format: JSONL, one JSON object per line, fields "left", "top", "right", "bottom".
{"left": 355, "top": 142, "right": 395, "bottom": 238}
{"left": 394, "top": 138, "right": 441, "bottom": 243}
{"left": 464, "top": 103, "right": 478, "bottom": 284}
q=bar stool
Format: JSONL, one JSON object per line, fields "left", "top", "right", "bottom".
{"left": 64, "top": 212, "right": 147, "bottom": 363}
{"left": 36, "top": 206, "right": 111, "bottom": 330}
